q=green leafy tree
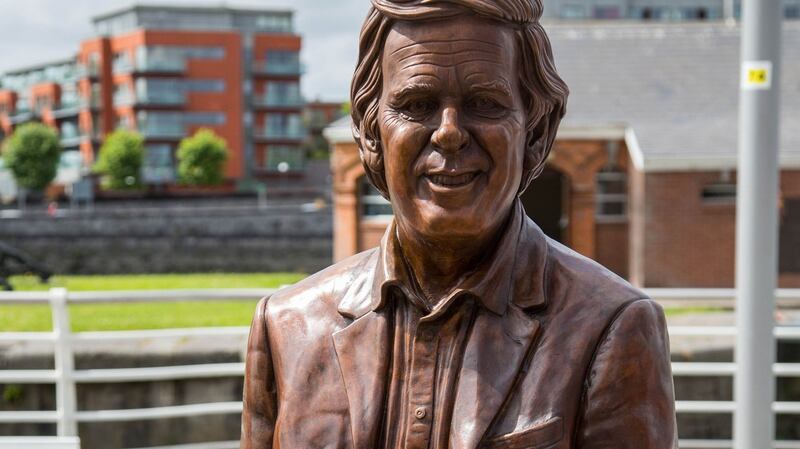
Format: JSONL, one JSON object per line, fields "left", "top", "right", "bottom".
{"left": 1, "top": 123, "right": 62, "bottom": 191}
{"left": 94, "top": 129, "right": 144, "bottom": 190}
{"left": 176, "top": 128, "right": 229, "bottom": 186}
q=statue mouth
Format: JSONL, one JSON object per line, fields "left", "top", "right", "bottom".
{"left": 425, "top": 171, "right": 480, "bottom": 188}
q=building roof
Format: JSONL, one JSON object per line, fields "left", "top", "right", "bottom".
{"left": 549, "top": 20, "right": 800, "bottom": 171}
{"left": 325, "top": 21, "right": 800, "bottom": 172}
{"left": 91, "top": 3, "right": 294, "bottom": 24}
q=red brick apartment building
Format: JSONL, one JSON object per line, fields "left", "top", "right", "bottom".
{"left": 0, "top": 4, "right": 305, "bottom": 190}
{"left": 324, "top": 21, "right": 800, "bottom": 288}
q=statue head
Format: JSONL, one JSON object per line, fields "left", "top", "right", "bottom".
{"left": 351, "top": 0, "right": 568, "bottom": 241}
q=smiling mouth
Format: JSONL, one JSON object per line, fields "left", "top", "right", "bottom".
{"left": 426, "top": 172, "right": 480, "bottom": 188}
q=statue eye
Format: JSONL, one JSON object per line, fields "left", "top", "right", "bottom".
{"left": 400, "top": 99, "right": 437, "bottom": 120}
{"left": 468, "top": 96, "right": 505, "bottom": 116}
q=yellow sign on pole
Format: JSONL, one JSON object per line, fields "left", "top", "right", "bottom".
{"left": 741, "top": 60, "right": 773, "bottom": 90}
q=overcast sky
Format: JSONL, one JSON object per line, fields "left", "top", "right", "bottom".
{"left": 0, "top": 0, "right": 371, "bottom": 102}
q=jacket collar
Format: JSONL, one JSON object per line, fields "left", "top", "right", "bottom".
{"left": 338, "top": 200, "right": 549, "bottom": 319}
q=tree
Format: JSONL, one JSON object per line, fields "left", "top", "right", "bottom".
{"left": 1, "top": 123, "right": 62, "bottom": 191}
{"left": 176, "top": 128, "right": 229, "bottom": 186}
{"left": 94, "top": 129, "right": 144, "bottom": 190}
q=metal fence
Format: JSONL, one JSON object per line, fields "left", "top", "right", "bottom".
{"left": 0, "top": 287, "right": 799, "bottom": 449}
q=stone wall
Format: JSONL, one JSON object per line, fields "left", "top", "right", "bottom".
{"left": 0, "top": 199, "right": 333, "bottom": 274}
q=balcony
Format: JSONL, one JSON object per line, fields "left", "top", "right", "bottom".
{"left": 253, "top": 94, "right": 304, "bottom": 109}
{"left": 60, "top": 133, "right": 87, "bottom": 149}
{"left": 135, "top": 59, "right": 186, "bottom": 74}
{"left": 138, "top": 122, "right": 185, "bottom": 139}
{"left": 253, "top": 126, "right": 305, "bottom": 142}
{"left": 135, "top": 90, "right": 186, "bottom": 107}
{"left": 252, "top": 61, "right": 303, "bottom": 76}
{"left": 53, "top": 99, "right": 82, "bottom": 119}
{"left": 8, "top": 110, "right": 34, "bottom": 125}
{"left": 78, "top": 64, "right": 100, "bottom": 79}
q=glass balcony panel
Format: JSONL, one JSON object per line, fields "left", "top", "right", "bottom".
{"left": 138, "top": 121, "right": 185, "bottom": 139}
{"left": 136, "top": 88, "right": 185, "bottom": 106}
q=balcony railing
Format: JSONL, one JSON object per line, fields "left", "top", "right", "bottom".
{"left": 253, "top": 95, "right": 304, "bottom": 108}
{"left": 135, "top": 59, "right": 186, "bottom": 74}
{"left": 8, "top": 111, "right": 34, "bottom": 124}
{"left": 252, "top": 61, "right": 303, "bottom": 76}
{"left": 135, "top": 91, "right": 186, "bottom": 107}
{"left": 138, "top": 122, "right": 185, "bottom": 139}
{"left": 59, "top": 134, "right": 87, "bottom": 148}
{"left": 253, "top": 126, "right": 305, "bottom": 141}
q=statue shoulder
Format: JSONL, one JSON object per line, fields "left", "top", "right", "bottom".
{"left": 262, "top": 248, "right": 380, "bottom": 323}
{"left": 544, "top": 237, "right": 650, "bottom": 315}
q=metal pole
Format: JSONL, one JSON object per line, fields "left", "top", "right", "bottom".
{"left": 734, "top": 0, "right": 783, "bottom": 448}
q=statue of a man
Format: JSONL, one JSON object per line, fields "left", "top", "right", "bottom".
{"left": 242, "top": 1, "right": 678, "bottom": 448}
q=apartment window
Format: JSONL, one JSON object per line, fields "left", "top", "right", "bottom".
{"left": 265, "top": 50, "right": 301, "bottom": 74}
{"left": 113, "top": 83, "right": 133, "bottom": 106}
{"left": 561, "top": 4, "right": 587, "bottom": 19}
{"left": 593, "top": 6, "right": 622, "bottom": 19}
{"left": 360, "top": 177, "right": 392, "bottom": 218}
{"left": 265, "top": 81, "right": 301, "bottom": 106}
{"left": 113, "top": 51, "right": 133, "bottom": 73}
{"left": 596, "top": 170, "right": 627, "bottom": 221}
{"left": 702, "top": 183, "right": 737, "bottom": 205}
{"left": 15, "top": 98, "right": 30, "bottom": 113}
{"left": 266, "top": 146, "right": 305, "bottom": 171}
{"left": 34, "top": 96, "right": 52, "bottom": 113}
{"left": 116, "top": 114, "right": 133, "bottom": 130}
{"left": 143, "top": 144, "right": 175, "bottom": 184}
{"left": 265, "top": 113, "right": 303, "bottom": 138}
{"left": 60, "top": 121, "right": 79, "bottom": 139}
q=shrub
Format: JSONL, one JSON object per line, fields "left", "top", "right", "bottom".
{"left": 177, "top": 128, "right": 229, "bottom": 186}
{"left": 94, "top": 129, "right": 144, "bottom": 190}
{"left": 1, "top": 123, "right": 62, "bottom": 191}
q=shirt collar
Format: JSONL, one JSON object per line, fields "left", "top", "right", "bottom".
{"left": 370, "top": 200, "right": 540, "bottom": 316}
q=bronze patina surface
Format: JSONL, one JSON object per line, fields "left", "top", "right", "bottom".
{"left": 242, "top": 1, "right": 678, "bottom": 447}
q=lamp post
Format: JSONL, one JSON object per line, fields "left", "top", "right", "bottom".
{"left": 734, "top": 1, "right": 783, "bottom": 448}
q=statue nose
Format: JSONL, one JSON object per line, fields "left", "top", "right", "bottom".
{"left": 431, "top": 107, "right": 469, "bottom": 153}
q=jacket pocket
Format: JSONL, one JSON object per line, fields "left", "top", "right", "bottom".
{"left": 482, "top": 417, "right": 563, "bottom": 449}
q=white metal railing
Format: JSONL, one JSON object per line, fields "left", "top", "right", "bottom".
{"left": 0, "top": 288, "right": 798, "bottom": 449}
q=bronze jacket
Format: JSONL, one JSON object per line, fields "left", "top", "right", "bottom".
{"left": 241, "top": 211, "right": 678, "bottom": 449}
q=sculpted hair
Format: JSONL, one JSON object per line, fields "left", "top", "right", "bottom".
{"left": 351, "top": 0, "right": 569, "bottom": 197}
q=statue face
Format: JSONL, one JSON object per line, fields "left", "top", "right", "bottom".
{"left": 378, "top": 15, "right": 527, "bottom": 241}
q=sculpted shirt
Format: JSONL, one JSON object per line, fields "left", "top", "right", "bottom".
{"left": 375, "top": 205, "right": 526, "bottom": 449}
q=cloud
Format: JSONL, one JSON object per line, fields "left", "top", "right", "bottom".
{"left": 0, "top": 0, "right": 370, "bottom": 101}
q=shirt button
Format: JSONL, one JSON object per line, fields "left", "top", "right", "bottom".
{"left": 414, "top": 407, "right": 427, "bottom": 419}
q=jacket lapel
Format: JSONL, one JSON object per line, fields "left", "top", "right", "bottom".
{"left": 332, "top": 308, "right": 391, "bottom": 449}
{"left": 450, "top": 305, "right": 541, "bottom": 449}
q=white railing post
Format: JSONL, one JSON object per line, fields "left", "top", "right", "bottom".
{"left": 49, "top": 288, "right": 78, "bottom": 437}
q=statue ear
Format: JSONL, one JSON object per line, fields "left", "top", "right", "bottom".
{"left": 352, "top": 122, "right": 390, "bottom": 198}
{"left": 520, "top": 104, "right": 562, "bottom": 194}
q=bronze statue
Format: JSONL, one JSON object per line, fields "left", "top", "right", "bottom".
{"left": 242, "top": 1, "right": 678, "bottom": 447}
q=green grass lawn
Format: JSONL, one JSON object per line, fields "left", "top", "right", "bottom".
{"left": 0, "top": 273, "right": 306, "bottom": 332}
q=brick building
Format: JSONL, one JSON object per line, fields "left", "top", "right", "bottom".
{"left": 324, "top": 21, "right": 800, "bottom": 288}
{"left": 0, "top": 4, "right": 304, "bottom": 191}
